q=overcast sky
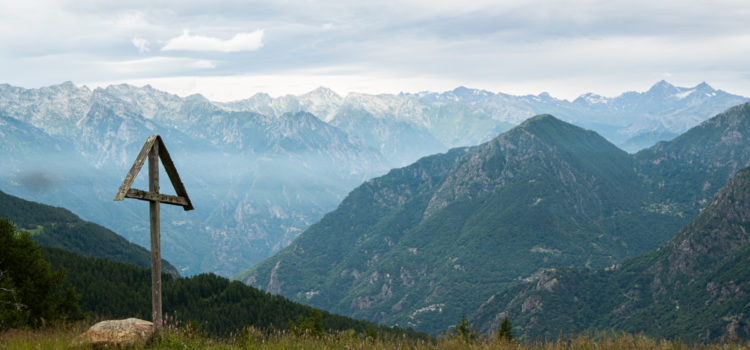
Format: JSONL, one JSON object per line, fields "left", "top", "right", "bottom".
{"left": 1, "top": 0, "right": 748, "bottom": 101}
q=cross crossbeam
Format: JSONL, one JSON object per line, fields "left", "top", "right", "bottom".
{"left": 125, "top": 189, "right": 190, "bottom": 207}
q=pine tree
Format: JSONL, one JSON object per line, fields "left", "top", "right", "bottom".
{"left": 496, "top": 316, "right": 513, "bottom": 342}
{"left": 453, "top": 314, "right": 477, "bottom": 342}
{"left": 0, "top": 219, "right": 79, "bottom": 329}
{"left": 290, "top": 309, "right": 326, "bottom": 336}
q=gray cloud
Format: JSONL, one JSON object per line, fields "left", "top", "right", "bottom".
{"left": 1, "top": 0, "right": 748, "bottom": 99}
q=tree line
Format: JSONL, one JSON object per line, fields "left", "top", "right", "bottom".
{"left": 1, "top": 217, "right": 427, "bottom": 340}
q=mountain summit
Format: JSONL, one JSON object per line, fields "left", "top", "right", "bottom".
{"left": 238, "top": 114, "right": 680, "bottom": 333}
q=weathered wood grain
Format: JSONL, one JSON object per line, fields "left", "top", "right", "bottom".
{"left": 113, "top": 135, "right": 193, "bottom": 211}
{"left": 113, "top": 135, "right": 157, "bottom": 201}
{"left": 124, "top": 189, "right": 189, "bottom": 207}
{"left": 148, "top": 141, "right": 162, "bottom": 329}
{"left": 156, "top": 135, "right": 194, "bottom": 211}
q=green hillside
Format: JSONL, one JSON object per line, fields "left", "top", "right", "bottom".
{"left": 0, "top": 187, "right": 428, "bottom": 338}
{"left": 475, "top": 166, "right": 750, "bottom": 342}
{"left": 40, "top": 247, "right": 426, "bottom": 339}
{"left": 0, "top": 189, "right": 178, "bottom": 277}
{"left": 237, "top": 114, "right": 688, "bottom": 333}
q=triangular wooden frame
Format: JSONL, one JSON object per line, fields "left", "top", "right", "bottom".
{"left": 113, "top": 135, "right": 194, "bottom": 211}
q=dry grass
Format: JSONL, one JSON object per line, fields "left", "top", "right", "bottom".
{"left": 4, "top": 323, "right": 750, "bottom": 350}
{"left": 0, "top": 321, "right": 91, "bottom": 349}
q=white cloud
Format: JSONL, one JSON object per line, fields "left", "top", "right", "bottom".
{"left": 115, "top": 11, "right": 152, "bottom": 32}
{"left": 189, "top": 60, "right": 216, "bottom": 69}
{"left": 162, "top": 30, "right": 264, "bottom": 52}
{"left": 102, "top": 56, "right": 215, "bottom": 75}
{"left": 132, "top": 37, "right": 150, "bottom": 53}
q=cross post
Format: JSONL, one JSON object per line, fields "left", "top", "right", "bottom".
{"left": 148, "top": 140, "right": 162, "bottom": 327}
{"left": 114, "top": 135, "right": 193, "bottom": 330}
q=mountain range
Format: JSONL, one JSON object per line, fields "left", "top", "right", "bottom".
{"left": 221, "top": 80, "right": 748, "bottom": 153}
{"left": 0, "top": 82, "right": 386, "bottom": 276}
{"left": 0, "top": 80, "right": 745, "bottom": 277}
{"left": 240, "top": 102, "right": 750, "bottom": 333}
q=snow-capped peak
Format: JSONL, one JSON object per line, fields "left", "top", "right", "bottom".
{"left": 576, "top": 92, "right": 609, "bottom": 104}
{"left": 674, "top": 89, "right": 695, "bottom": 100}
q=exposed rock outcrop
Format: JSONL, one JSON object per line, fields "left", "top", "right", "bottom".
{"left": 75, "top": 318, "right": 155, "bottom": 347}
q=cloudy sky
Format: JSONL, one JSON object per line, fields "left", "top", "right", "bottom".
{"left": 1, "top": 0, "right": 748, "bottom": 101}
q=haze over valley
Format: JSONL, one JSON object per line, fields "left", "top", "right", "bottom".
{"left": 3, "top": 0, "right": 750, "bottom": 343}
{"left": 1, "top": 80, "right": 745, "bottom": 277}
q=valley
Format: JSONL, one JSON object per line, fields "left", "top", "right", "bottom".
{"left": 0, "top": 81, "right": 743, "bottom": 277}
{"left": 241, "top": 103, "right": 750, "bottom": 333}
{"left": 1, "top": 81, "right": 749, "bottom": 339}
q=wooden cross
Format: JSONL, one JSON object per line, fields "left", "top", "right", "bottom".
{"left": 113, "top": 135, "right": 193, "bottom": 329}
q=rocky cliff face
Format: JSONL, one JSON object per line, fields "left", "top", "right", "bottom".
{"left": 0, "top": 81, "right": 92, "bottom": 137}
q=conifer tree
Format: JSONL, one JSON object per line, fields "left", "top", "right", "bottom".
{"left": 0, "top": 219, "right": 79, "bottom": 329}
{"left": 453, "top": 314, "right": 477, "bottom": 342}
{"left": 496, "top": 316, "right": 513, "bottom": 342}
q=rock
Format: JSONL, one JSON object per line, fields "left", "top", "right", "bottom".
{"left": 75, "top": 318, "right": 155, "bottom": 347}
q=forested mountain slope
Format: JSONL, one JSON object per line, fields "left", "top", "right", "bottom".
{"left": 41, "top": 247, "right": 426, "bottom": 339}
{"left": 0, "top": 189, "right": 178, "bottom": 276}
{"left": 238, "top": 115, "right": 686, "bottom": 333}
{"left": 241, "top": 102, "right": 750, "bottom": 334}
{"left": 636, "top": 102, "right": 750, "bottom": 217}
{"left": 475, "top": 166, "right": 750, "bottom": 341}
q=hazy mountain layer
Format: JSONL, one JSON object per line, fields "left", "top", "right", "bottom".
{"left": 222, "top": 81, "right": 748, "bottom": 154}
{"left": 0, "top": 83, "right": 388, "bottom": 276}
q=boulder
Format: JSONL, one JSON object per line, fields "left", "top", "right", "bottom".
{"left": 75, "top": 318, "right": 155, "bottom": 347}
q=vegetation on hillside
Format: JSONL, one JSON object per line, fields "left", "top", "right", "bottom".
{"left": 40, "top": 246, "right": 427, "bottom": 340}
{"left": 240, "top": 105, "right": 750, "bottom": 335}
{"left": 0, "top": 190, "right": 178, "bottom": 276}
{"left": 0, "top": 191, "right": 426, "bottom": 339}
{"left": 0, "top": 219, "right": 79, "bottom": 330}
{"left": 238, "top": 114, "right": 692, "bottom": 332}
{"left": 636, "top": 102, "right": 750, "bottom": 217}
{"left": 475, "top": 166, "right": 750, "bottom": 341}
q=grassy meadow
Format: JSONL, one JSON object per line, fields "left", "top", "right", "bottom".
{"left": 3, "top": 321, "right": 750, "bottom": 350}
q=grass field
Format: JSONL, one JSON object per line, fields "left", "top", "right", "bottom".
{"left": 3, "top": 321, "right": 750, "bottom": 350}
